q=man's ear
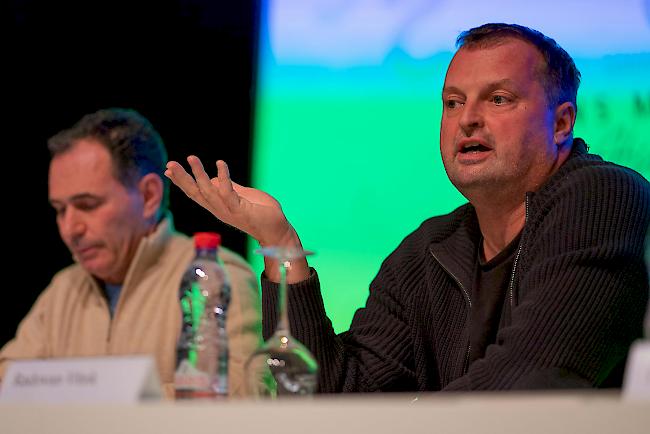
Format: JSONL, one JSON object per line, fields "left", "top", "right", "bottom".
{"left": 138, "top": 173, "right": 164, "bottom": 220}
{"left": 554, "top": 101, "right": 576, "bottom": 147}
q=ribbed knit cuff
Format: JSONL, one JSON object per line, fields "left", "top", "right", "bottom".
{"left": 260, "top": 268, "right": 327, "bottom": 341}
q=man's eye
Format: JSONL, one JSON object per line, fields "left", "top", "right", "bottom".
{"left": 74, "top": 198, "right": 102, "bottom": 211}
{"left": 492, "top": 95, "right": 510, "bottom": 105}
{"left": 75, "top": 201, "right": 101, "bottom": 211}
{"left": 445, "top": 99, "right": 462, "bottom": 109}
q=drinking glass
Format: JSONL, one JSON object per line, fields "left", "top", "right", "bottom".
{"left": 245, "top": 247, "right": 318, "bottom": 397}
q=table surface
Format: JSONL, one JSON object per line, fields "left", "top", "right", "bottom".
{"left": 1, "top": 391, "right": 649, "bottom": 434}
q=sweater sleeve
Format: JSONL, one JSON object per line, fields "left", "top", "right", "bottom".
{"left": 445, "top": 164, "right": 650, "bottom": 390}
{"left": 0, "top": 286, "right": 54, "bottom": 380}
{"left": 261, "top": 263, "right": 418, "bottom": 393}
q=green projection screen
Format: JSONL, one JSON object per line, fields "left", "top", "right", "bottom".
{"left": 250, "top": 0, "right": 650, "bottom": 332}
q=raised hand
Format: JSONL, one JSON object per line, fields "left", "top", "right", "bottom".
{"left": 165, "top": 157, "right": 309, "bottom": 282}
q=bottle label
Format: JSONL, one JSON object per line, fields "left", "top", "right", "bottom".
{"left": 174, "top": 359, "right": 211, "bottom": 391}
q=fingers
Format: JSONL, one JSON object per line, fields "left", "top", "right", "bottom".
{"left": 165, "top": 159, "right": 211, "bottom": 210}
{"left": 187, "top": 156, "right": 232, "bottom": 209}
{"left": 166, "top": 156, "right": 249, "bottom": 224}
{"left": 215, "top": 160, "right": 241, "bottom": 213}
{"left": 183, "top": 156, "right": 243, "bottom": 218}
{"left": 186, "top": 155, "right": 214, "bottom": 192}
{"left": 165, "top": 160, "right": 200, "bottom": 198}
{"left": 216, "top": 160, "right": 232, "bottom": 188}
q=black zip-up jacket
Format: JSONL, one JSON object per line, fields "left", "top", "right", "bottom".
{"left": 262, "top": 139, "right": 650, "bottom": 391}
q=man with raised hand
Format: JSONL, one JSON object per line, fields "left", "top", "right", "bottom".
{"left": 166, "top": 24, "right": 650, "bottom": 391}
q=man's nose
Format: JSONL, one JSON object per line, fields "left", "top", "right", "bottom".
{"left": 59, "top": 209, "right": 86, "bottom": 241}
{"left": 459, "top": 100, "right": 484, "bottom": 136}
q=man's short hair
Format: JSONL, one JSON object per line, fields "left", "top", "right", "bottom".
{"left": 456, "top": 23, "right": 581, "bottom": 111}
{"left": 48, "top": 108, "right": 169, "bottom": 214}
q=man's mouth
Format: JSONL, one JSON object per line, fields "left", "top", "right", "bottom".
{"left": 454, "top": 139, "right": 493, "bottom": 164}
{"left": 75, "top": 245, "right": 101, "bottom": 258}
{"left": 459, "top": 142, "right": 491, "bottom": 153}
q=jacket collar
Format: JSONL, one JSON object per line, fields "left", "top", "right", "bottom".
{"left": 80, "top": 213, "right": 177, "bottom": 296}
{"left": 428, "top": 137, "right": 591, "bottom": 294}
{"left": 429, "top": 206, "right": 481, "bottom": 296}
{"left": 121, "top": 213, "right": 176, "bottom": 291}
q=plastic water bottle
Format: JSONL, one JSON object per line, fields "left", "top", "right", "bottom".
{"left": 174, "top": 232, "right": 231, "bottom": 399}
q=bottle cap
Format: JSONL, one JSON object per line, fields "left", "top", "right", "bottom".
{"left": 193, "top": 232, "right": 221, "bottom": 249}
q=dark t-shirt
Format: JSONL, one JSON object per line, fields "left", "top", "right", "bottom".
{"left": 468, "top": 234, "right": 521, "bottom": 365}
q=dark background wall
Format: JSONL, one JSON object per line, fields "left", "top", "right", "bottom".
{"left": 2, "top": 0, "right": 259, "bottom": 346}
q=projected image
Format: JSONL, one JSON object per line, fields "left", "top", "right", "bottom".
{"left": 252, "top": 0, "right": 650, "bottom": 332}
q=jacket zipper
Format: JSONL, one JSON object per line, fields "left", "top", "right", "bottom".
{"left": 429, "top": 249, "right": 472, "bottom": 374}
{"left": 103, "top": 297, "right": 113, "bottom": 347}
{"left": 106, "top": 319, "right": 112, "bottom": 344}
{"left": 430, "top": 194, "right": 530, "bottom": 375}
{"left": 507, "top": 194, "right": 530, "bottom": 309}
{"left": 106, "top": 312, "right": 113, "bottom": 350}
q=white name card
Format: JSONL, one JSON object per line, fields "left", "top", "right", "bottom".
{"left": 623, "top": 340, "right": 650, "bottom": 400}
{"left": 0, "top": 355, "right": 162, "bottom": 404}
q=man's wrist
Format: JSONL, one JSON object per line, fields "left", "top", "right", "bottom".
{"left": 259, "top": 224, "right": 311, "bottom": 283}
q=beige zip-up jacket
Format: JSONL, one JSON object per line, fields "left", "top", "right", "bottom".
{"left": 0, "top": 217, "right": 262, "bottom": 398}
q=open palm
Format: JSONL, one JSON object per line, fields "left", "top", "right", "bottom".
{"left": 165, "top": 157, "right": 293, "bottom": 247}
